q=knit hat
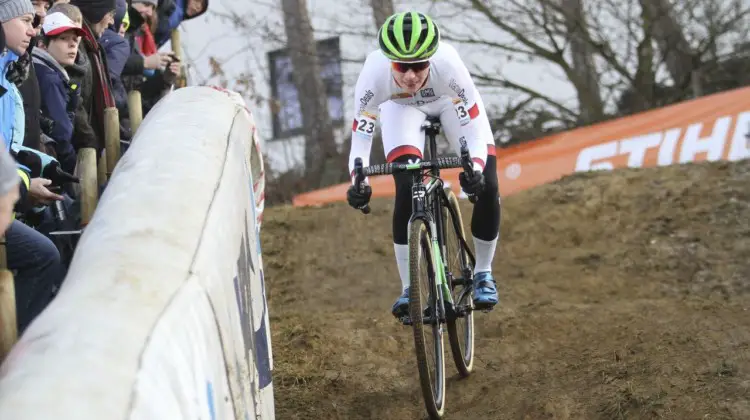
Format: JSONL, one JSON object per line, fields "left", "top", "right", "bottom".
{"left": 69, "top": 0, "right": 116, "bottom": 24}
{"left": 133, "top": 0, "right": 157, "bottom": 6}
{"left": 0, "top": 0, "right": 35, "bottom": 23}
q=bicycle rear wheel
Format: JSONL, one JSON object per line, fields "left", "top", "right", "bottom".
{"left": 408, "top": 218, "right": 446, "bottom": 419}
{"left": 443, "top": 189, "right": 475, "bottom": 377}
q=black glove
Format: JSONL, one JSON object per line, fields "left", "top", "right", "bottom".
{"left": 459, "top": 170, "right": 485, "bottom": 199}
{"left": 347, "top": 183, "right": 372, "bottom": 210}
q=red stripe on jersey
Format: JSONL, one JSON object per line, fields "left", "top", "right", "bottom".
{"left": 351, "top": 118, "right": 358, "bottom": 132}
{"left": 468, "top": 103, "right": 480, "bottom": 119}
{"left": 472, "top": 157, "right": 485, "bottom": 171}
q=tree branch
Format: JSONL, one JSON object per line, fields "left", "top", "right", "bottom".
{"left": 467, "top": 0, "right": 567, "bottom": 66}
{"left": 471, "top": 71, "right": 578, "bottom": 119}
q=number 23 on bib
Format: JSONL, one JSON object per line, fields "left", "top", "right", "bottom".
{"left": 353, "top": 111, "right": 377, "bottom": 138}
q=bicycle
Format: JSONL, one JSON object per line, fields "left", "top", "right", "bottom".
{"left": 352, "top": 116, "right": 479, "bottom": 419}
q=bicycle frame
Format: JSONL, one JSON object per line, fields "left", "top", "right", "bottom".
{"left": 407, "top": 120, "right": 457, "bottom": 322}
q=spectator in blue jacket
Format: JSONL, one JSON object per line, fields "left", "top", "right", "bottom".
{"left": 32, "top": 10, "right": 84, "bottom": 173}
{"left": 0, "top": 1, "right": 35, "bottom": 148}
{"left": 153, "top": 0, "right": 206, "bottom": 47}
{"left": 2, "top": 0, "right": 66, "bottom": 335}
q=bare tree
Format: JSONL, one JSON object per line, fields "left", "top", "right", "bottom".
{"left": 363, "top": 0, "right": 395, "bottom": 165}
{"left": 281, "top": 0, "right": 340, "bottom": 188}
{"left": 640, "top": 0, "right": 696, "bottom": 93}
{"left": 370, "top": 0, "right": 394, "bottom": 28}
{"left": 435, "top": 0, "right": 749, "bottom": 132}
{"left": 560, "top": 0, "right": 605, "bottom": 123}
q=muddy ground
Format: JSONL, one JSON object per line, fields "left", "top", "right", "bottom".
{"left": 261, "top": 160, "right": 750, "bottom": 420}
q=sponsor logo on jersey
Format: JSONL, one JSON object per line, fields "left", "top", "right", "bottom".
{"left": 390, "top": 92, "right": 412, "bottom": 100}
{"left": 358, "top": 89, "right": 375, "bottom": 114}
{"left": 449, "top": 78, "right": 468, "bottom": 105}
{"left": 420, "top": 88, "right": 435, "bottom": 98}
{"left": 391, "top": 96, "right": 440, "bottom": 107}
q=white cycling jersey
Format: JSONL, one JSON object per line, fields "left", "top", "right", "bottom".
{"left": 348, "top": 41, "right": 495, "bottom": 178}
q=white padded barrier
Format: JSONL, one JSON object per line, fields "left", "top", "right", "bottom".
{"left": 0, "top": 86, "right": 273, "bottom": 419}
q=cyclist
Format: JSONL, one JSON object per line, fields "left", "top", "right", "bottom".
{"left": 346, "top": 11, "right": 501, "bottom": 319}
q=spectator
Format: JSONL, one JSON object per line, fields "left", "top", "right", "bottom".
{"left": 125, "top": 0, "right": 178, "bottom": 116}
{"left": 0, "top": 30, "right": 19, "bottom": 236}
{"left": 32, "top": 11, "right": 83, "bottom": 173}
{"left": 0, "top": 0, "right": 36, "bottom": 147}
{"left": 16, "top": 0, "right": 49, "bottom": 152}
{"left": 67, "top": 0, "right": 116, "bottom": 157}
{"left": 153, "top": 0, "right": 206, "bottom": 48}
{"left": 2, "top": 0, "right": 66, "bottom": 334}
{"left": 51, "top": 2, "right": 95, "bottom": 157}
{"left": 131, "top": 0, "right": 155, "bottom": 52}
{"left": 98, "top": 0, "right": 127, "bottom": 115}
{"left": 121, "top": 5, "right": 170, "bottom": 79}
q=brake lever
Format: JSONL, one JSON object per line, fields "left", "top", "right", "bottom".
{"left": 353, "top": 158, "right": 371, "bottom": 214}
{"left": 460, "top": 146, "right": 479, "bottom": 204}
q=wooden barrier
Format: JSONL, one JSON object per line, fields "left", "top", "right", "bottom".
{"left": 0, "top": 235, "right": 16, "bottom": 363}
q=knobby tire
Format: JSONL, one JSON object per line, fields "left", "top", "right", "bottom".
{"left": 408, "top": 218, "right": 446, "bottom": 419}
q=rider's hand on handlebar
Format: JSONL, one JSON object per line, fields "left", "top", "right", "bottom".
{"left": 347, "top": 183, "right": 372, "bottom": 210}
{"left": 459, "top": 169, "right": 485, "bottom": 200}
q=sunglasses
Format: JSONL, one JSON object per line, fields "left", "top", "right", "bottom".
{"left": 392, "top": 61, "right": 430, "bottom": 73}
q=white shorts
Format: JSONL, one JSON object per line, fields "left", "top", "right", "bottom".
{"left": 378, "top": 93, "right": 496, "bottom": 163}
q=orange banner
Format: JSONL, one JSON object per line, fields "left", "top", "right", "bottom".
{"left": 292, "top": 86, "right": 750, "bottom": 207}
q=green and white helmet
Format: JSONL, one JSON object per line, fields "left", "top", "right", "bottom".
{"left": 378, "top": 11, "right": 440, "bottom": 62}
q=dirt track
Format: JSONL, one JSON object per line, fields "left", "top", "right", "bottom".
{"left": 261, "top": 160, "right": 750, "bottom": 420}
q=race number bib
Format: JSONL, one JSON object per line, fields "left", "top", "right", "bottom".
{"left": 353, "top": 113, "right": 377, "bottom": 138}
{"left": 453, "top": 100, "right": 471, "bottom": 126}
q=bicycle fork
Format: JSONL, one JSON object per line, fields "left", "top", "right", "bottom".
{"left": 411, "top": 180, "right": 454, "bottom": 325}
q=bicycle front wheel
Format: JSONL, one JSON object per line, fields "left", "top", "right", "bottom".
{"left": 443, "top": 189, "right": 475, "bottom": 377}
{"left": 408, "top": 218, "right": 446, "bottom": 419}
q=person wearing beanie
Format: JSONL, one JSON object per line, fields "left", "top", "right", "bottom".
{"left": 0, "top": 25, "right": 20, "bottom": 236}
{"left": 0, "top": 0, "right": 35, "bottom": 32}
{"left": 1, "top": 0, "right": 36, "bottom": 149}
{"left": 65, "top": 0, "right": 116, "bottom": 154}
{"left": 69, "top": 0, "right": 114, "bottom": 36}
{"left": 0, "top": 0, "right": 67, "bottom": 336}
